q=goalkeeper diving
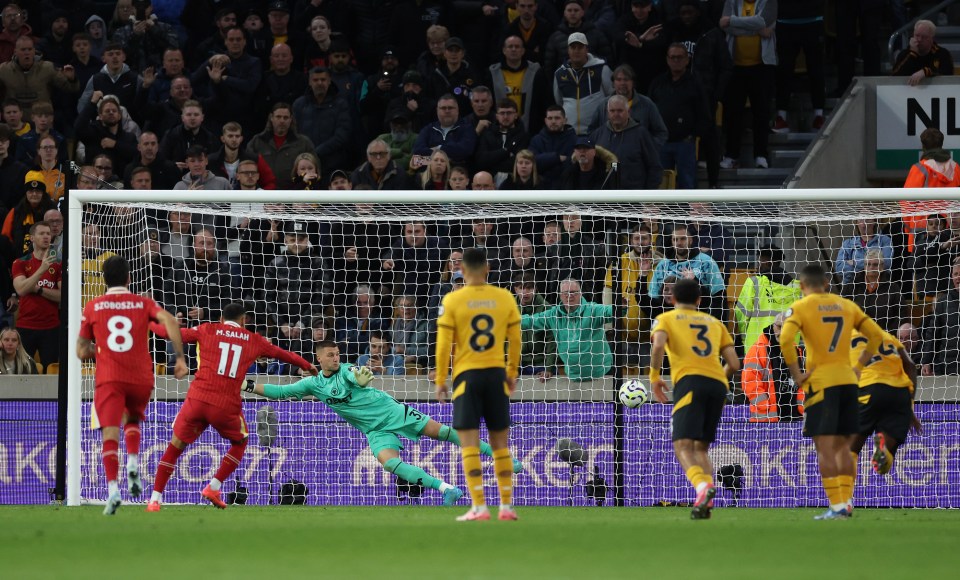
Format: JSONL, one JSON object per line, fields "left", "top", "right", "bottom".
{"left": 246, "top": 340, "right": 523, "bottom": 504}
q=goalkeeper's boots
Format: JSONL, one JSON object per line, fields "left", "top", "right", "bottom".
{"left": 103, "top": 491, "right": 122, "bottom": 516}
{"left": 442, "top": 486, "right": 464, "bottom": 506}
{"left": 814, "top": 507, "right": 851, "bottom": 520}
{"left": 498, "top": 507, "right": 519, "bottom": 521}
{"left": 202, "top": 485, "right": 227, "bottom": 509}
{"left": 146, "top": 501, "right": 161, "bottom": 512}
{"left": 690, "top": 483, "right": 716, "bottom": 520}
{"left": 512, "top": 459, "right": 525, "bottom": 474}
{"left": 127, "top": 469, "right": 143, "bottom": 498}
{"left": 456, "top": 508, "right": 491, "bottom": 522}
{"left": 872, "top": 433, "right": 892, "bottom": 475}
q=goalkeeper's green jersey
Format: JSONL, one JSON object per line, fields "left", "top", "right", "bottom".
{"left": 262, "top": 363, "right": 404, "bottom": 434}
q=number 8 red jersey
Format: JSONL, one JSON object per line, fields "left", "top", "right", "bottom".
{"left": 79, "top": 288, "right": 165, "bottom": 388}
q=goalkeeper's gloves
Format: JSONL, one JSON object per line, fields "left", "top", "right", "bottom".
{"left": 353, "top": 365, "right": 374, "bottom": 387}
{"left": 244, "top": 379, "right": 256, "bottom": 393}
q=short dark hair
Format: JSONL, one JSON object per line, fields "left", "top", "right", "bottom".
{"left": 222, "top": 302, "right": 247, "bottom": 322}
{"left": 315, "top": 340, "right": 338, "bottom": 351}
{"left": 309, "top": 66, "right": 331, "bottom": 76}
{"left": 672, "top": 278, "right": 701, "bottom": 305}
{"left": 545, "top": 104, "right": 565, "bottom": 115}
{"left": 496, "top": 98, "right": 517, "bottom": 111}
{"left": 29, "top": 220, "right": 51, "bottom": 236}
{"left": 103, "top": 42, "right": 124, "bottom": 54}
{"left": 920, "top": 127, "right": 945, "bottom": 151}
{"left": 462, "top": 247, "right": 488, "bottom": 270}
{"left": 799, "top": 263, "right": 829, "bottom": 287}
{"left": 102, "top": 255, "right": 130, "bottom": 288}
{"left": 369, "top": 330, "right": 388, "bottom": 342}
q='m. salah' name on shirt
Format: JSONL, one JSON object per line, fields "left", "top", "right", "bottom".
{"left": 94, "top": 301, "right": 145, "bottom": 311}
{"left": 216, "top": 328, "right": 249, "bottom": 340}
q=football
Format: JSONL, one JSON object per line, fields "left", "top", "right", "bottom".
{"left": 619, "top": 379, "right": 649, "bottom": 408}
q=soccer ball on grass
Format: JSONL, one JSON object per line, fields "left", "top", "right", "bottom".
{"left": 618, "top": 379, "right": 649, "bottom": 408}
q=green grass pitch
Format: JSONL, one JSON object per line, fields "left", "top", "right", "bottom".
{"left": 2, "top": 506, "right": 959, "bottom": 579}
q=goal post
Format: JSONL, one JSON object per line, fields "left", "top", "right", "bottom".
{"left": 66, "top": 188, "right": 960, "bottom": 508}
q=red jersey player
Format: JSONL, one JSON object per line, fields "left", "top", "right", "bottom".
{"left": 77, "top": 255, "right": 187, "bottom": 516}
{"left": 147, "top": 302, "right": 318, "bottom": 510}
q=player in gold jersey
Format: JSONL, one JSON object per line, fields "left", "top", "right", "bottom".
{"left": 849, "top": 329, "right": 922, "bottom": 481}
{"left": 435, "top": 248, "right": 522, "bottom": 522}
{"left": 650, "top": 279, "right": 740, "bottom": 520}
{"left": 780, "top": 264, "right": 884, "bottom": 519}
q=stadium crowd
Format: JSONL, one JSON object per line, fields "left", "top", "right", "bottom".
{"left": 0, "top": 0, "right": 957, "bottom": 388}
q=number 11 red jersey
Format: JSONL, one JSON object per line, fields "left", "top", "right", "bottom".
{"left": 79, "top": 288, "right": 164, "bottom": 388}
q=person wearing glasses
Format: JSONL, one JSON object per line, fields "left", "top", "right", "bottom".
{"left": 349, "top": 138, "right": 409, "bottom": 190}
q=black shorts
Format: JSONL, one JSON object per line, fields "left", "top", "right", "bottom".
{"left": 452, "top": 367, "right": 511, "bottom": 431}
{"left": 859, "top": 383, "right": 913, "bottom": 443}
{"left": 802, "top": 384, "right": 860, "bottom": 437}
{"left": 671, "top": 375, "right": 727, "bottom": 443}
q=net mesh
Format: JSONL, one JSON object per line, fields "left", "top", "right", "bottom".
{"left": 75, "top": 197, "right": 960, "bottom": 508}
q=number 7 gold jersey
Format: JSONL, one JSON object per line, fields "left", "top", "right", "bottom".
{"left": 435, "top": 284, "right": 522, "bottom": 385}
{"left": 651, "top": 308, "right": 733, "bottom": 385}
{"left": 780, "top": 292, "right": 884, "bottom": 392}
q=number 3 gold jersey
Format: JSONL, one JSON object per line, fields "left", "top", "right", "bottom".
{"left": 652, "top": 308, "right": 733, "bottom": 385}
{"left": 435, "top": 284, "right": 522, "bottom": 385}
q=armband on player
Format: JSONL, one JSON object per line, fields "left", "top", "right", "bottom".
{"left": 244, "top": 379, "right": 256, "bottom": 393}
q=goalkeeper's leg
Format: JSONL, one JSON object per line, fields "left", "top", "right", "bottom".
{"left": 378, "top": 450, "right": 462, "bottom": 505}
{"left": 428, "top": 421, "right": 524, "bottom": 473}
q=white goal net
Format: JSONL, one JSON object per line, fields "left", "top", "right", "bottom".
{"left": 67, "top": 190, "right": 960, "bottom": 508}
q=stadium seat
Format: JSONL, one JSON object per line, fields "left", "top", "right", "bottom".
{"left": 45, "top": 363, "right": 59, "bottom": 375}
{"left": 155, "top": 364, "right": 167, "bottom": 375}
{"left": 660, "top": 169, "right": 676, "bottom": 190}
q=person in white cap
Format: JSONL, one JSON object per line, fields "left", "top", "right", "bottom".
{"left": 551, "top": 31, "right": 612, "bottom": 136}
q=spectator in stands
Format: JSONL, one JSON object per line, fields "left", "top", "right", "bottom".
{"left": 464, "top": 85, "right": 496, "bottom": 136}
{"left": 489, "top": 35, "right": 549, "bottom": 134}
{"left": 892, "top": 19, "right": 955, "bottom": 86}
{"left": 649, "top": 223, "right": 726, "bottom": 321}
{"left": 169, "top": 227, "right": 231, "bottom": 329}
{"left": 208, "top": 122, "right": 277, "bottom": 190}
{"left": 905, "top": 127, "right": 960, "bottom": 189}
{"left": 30, "top": 135, "right": 66, "bottom": 201}
{"left": 41, "top": 10, "right": 73, "bottom": 66}
{"left": 415, "top": 149, "right": 451, "bottom": 190}
{"left": 131, "top": 228, "right": 175, "bottom": 327}
{"left": 43, "top": 209, "right": 63, "bottom": 261}
{"left": 78, "top": 43, "right": 140, "bottom": 120}
{"left": 500, "top": 149, "right": 543, "bottom": 190}
{"left": 551, "top": 210, "right": 606, "bottom": 302}
{"left": 390, "top": 294, "right": 430, "bottom": 368}
{"left": 742, "top": 312, "right": 804, "bottom": 422}
{"left": 553, "top": 32, "right": 612, "bottom": 136}
{"left": 158, "top": 99, "right": 219, "bottom": 169}
{"left": 142, "top": 48, "right": 186, "bottom": 105}
{"left": 560, "top": 136, "right": 618, "bottom": 191}
{"left": 427, "top": 37, "right": 481, "bottom": 114}
{"left": 2, "top": 99, "right": 27, "bottom": 137}
{"left": 471, "top": 170, "right": 496, "bottom": 190}
{"left": 475, "top": 98, "right": 531, "bottom": 182}
{"left": 191, "top": 27, "right": 262, "bottom": 136}
{"left": 256, "top": 43, "right": 306, "bottom": 127}
{"left": 172, "top": 145, "right": 231, "bottom": 191}
{"left": 530, "top": 105, "right": 576, "bottom": 188}
{"left": 289, "top": 152, "right": 325, "bottom": 191}
{"left": 0, "top": 327, "right": 38, "bottom": 375}
{"left": 772, "top": 0, "right": 825, "bottom": 133}
{"left": 356, "top": 330, "right": 405, "bottom": 376}
{"left": 80, "top": 223, "right": 117, "bottom": 304}
{"left": 84, "top": 15, "right": 107, "bottom": 61}
{"left": 835, "top": 218, "right": 894, "bottom": 285}
{"left": 92, "top": 153, "right": 122, "bottom": 188}
{"left": 426, "top": 249, "right": 464, "bottom": 317}
{"left": 11, "top": 220, "right": 60, "bottom": 368}
{"left": 588, "top": 64, "right": 668, "bottom": 149}
{"left": 385, "top": 70, "right": 434, "bottom": 133}
{"left": 387, "top": 0, "right": 447, "bottom": 72}
{"left": 719, "top": 0, "right": 777, "bottom": 170}
{"left": 448, "top": 165, "right": 470, "bottom": 190}
{"left": 327, "top": 40, "right": 366, "bottom": 138}
{"left": 301, "top": 14, "right": 336, "bottom": 71}
{"left": 0, "top": 125, "right": 27, "bottom": 212}
{"left": 735, "top": 245, "right": 801, "bottom": 351}
{"left": 75, "top": 93, "right": 138, "bottom": 170}
{"left": 359, "top": 46, "right": 403, "bottom": 136}
{"left": 293, "top": 66, "right": 352, "bottom": 172}
{"left": 381, "top": 220, "right": 444, "bottom": 305}
{"left": 412, "top": 95, "right": 477, "bottom": 168}
{"left": 111, "top": 0, "right": 178, "bottom": 73}
{"left": 73, "top": 164, "right": 99, "bottom": 190}
{"left": 336, "top": 282, "right": 391, "bottom": 358}
{"left": 591, "top": 95, "right": 663, "bottom": 190}
{"left": 545, "top": 0, "right": 612, "bottom": 73}
{"left": 686, "top": 205, "right": 732, "bottom": 271}
{"left": 513, "top": 271, "right": 558, "bottom": 378}
{"left": 0, "top": 3, "right": 33, "bottom": 65}
{"left": 503, "top": 235, "right": 544, "bottom": 292}
{"left": 615, "top": 0, "right": 668, "bottom": 95}
{"left": 163, "top": 208, "right": 193, "bottom": 262}
{"left": 377, "top": 113, "right": 417, "bottom": 172}
{"left": 0, "top": 36, "right": 78, "bottom": 119}
{"left": 15, "top": 101, "right": 66, "bottom": 166}
{"left": 913, "top": 214, "right": 951, "bottom": 298}
{"left": 647, "top": 44, "right": 711, "bottom": 189}
{"left": 251, "top": 2, "right": 300, "bottom": 66}
{"left": 141, "top": 74, "right": 197, "bottom": 138}
{"left": 265, "top": 220, "right": 330, "bottom": 363}
{"left": 501, "top": 0, "right": 552, "bottom": 64}
{"left": 922, "top": 258, "right": 960, "bottom": 376}
{"left": 898, "top": 322, "right": 920, "bottom": 358}
{"left": 328, "top": 168, "right": 352, "bottom": 190}
{"left": 521, "top": 278, "right": 612, "bottom": 380}
{"left": 611, "top": 223, "right": 663, "bottom": 343}
{"left": 2, "top": 177, "right": 55, "bottom": 257}
{"left": 415, "top": 24, "right": 449, "bottom": 83}
{"left": 194, "top": 7, "right": 235, "bottom": 68}
{"left": 123, "top": 131, "right": 176, "bottom": 189}
{"left": 350, "top": 138, "right": 410, "bottom": 190}
{"left": 457, "top": 216, "right": 508, "bottom": 281}
{"left": 842, "top": 248, "right": 906, "bottom": 334}
{"left": 247, "top": 102, "right": 316, "bottom": 184}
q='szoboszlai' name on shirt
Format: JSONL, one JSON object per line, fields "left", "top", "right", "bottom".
{"left": 94, "top": 301, "right": 145, "bottom": 311}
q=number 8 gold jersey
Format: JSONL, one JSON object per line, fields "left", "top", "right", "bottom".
{"left": 651, "top": 309, "right": 733, "bottom": 385}
{"left": 435, "top": 284, "right": 522, "bottom": 384}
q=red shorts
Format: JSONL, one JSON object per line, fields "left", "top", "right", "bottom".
{"left": 173, "top": 397, "right": 249, "bottom": 445}
{"left": 94, "top": 382, "right": 153, "bottom": 429}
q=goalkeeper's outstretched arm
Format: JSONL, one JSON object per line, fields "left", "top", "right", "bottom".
{"left": 245, "top": 378, "right": 315, "bottom": 400}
